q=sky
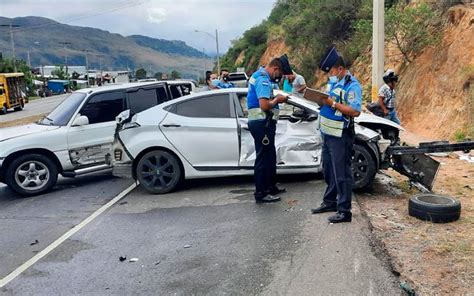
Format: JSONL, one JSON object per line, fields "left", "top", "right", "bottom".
{"left": 0, "top": 0, "right": 277, "bottom": 55}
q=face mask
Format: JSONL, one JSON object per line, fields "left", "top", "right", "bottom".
{"left": 329, "top": 69, "right": 342, "bottom": 83}
{"left": 211, "top": 79, "right": 220, "bottom": 86}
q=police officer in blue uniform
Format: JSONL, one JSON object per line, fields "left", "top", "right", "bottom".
{"left": 311, "top": 46, "right": 362, "bottom": 223}
{"left": 247, "top": 55, "right": 293, "bottom": 203}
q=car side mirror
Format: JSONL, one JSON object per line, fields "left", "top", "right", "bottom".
{"left": 72, "top": 115, "right": 89, "bottom": 126}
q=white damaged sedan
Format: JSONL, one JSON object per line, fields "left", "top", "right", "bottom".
{"left": 111, "top": 88, "right": 404, "bottom": 194}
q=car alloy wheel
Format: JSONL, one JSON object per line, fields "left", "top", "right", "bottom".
{"left": 351, "top": 144, "right": 376, "bottom": 190}
{"left": 137, "top": 150, "right": 181, "bottom": 194}
{"left": 5, "top": 153, "right": 58, "bottom": 196}
{"left": 15, "top": 161, "right": 50, "bottom": 191}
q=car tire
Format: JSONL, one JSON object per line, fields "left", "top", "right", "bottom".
{"left": 1, "top": 104, "right": 7, "bottom": 115}
{"left": 409, "top": 194, "right": 461, "bottom": 223}
{"left": 352, "top": 144, "right": 377, "bottom": 190}
{"left": 14, "top": 100, "right": 25, "bottom": 111}
{"left": 5, "top": 154, "right": 58, "bottom": 196}
{"left": 136, "top": 150, "right": 182, "bottom": 194}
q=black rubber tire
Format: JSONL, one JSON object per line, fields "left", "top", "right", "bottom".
{"left": 351, "top": 144, "right": 377, "bottom": 190}
{"left": 14, "top": 100, "right": 24, "bottom": 111}
{"left": 136, "top": 150, "right": 182, "bottom": 194}
{"left": 409, "top": 194, "right": 461, "bottom": 223}
{"left": 1, "top": 104, "right": 7, "bottom": 115}
{"left": 5, "top": 153, "right": 58, "bottom": 196}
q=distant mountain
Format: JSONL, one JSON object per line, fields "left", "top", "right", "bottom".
{"left": 127, "top": 35, "right": 206, "bottom": 58}
{"left": 0, "top": 16, "right": 212, "bottom": 79}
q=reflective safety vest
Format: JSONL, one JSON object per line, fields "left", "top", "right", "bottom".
{"left": 248, "top": 108, "right": 280, "bottom": 121}
{"left": 319, "top": 75, "right": 359, "bottom": 137}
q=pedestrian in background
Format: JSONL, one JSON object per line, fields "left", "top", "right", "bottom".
{"left": 378, "top": 69, "right": 401, "bottom": 124}
{"left": 213, "top": 69, "right": 235, "bottom": 89}
{"left": 287, "top": 71, "right": 307, "bottom": 95}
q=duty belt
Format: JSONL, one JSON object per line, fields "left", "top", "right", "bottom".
{"left": 248, "top": 108, "right": 280, "bottom": 121}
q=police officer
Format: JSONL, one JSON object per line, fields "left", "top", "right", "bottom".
{"left": 213, "top": 69, "right": 235, "bottom": 89}
{"left": 247, "top": 55, "right": 293, "bottom": 203}
{"left": 311, "top": 46, "right": 362, "bottom": 223}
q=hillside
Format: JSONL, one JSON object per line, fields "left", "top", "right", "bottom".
{"left": 221, "top": 0, "right": 473, "bottom": 140}
{"left": 0, "top": 16, "right": 211, "bottom": 78}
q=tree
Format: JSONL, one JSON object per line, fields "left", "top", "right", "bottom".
{"left": 51, "top": 65, "right": 69, "bottom": 80}
{"left": 385, "top": 3, "right": 441, "bottom": 63}
{"left": 170, "top": 70, "right": 181, "bottom": 79}
{"left": 0, "top": 57, "right": 35, "bottom": 95}
{"left": 154, "top": 72, "right": 163, "bottom": 80}
{"left": 135, "top": 68, "right": 147, "bottom": 79}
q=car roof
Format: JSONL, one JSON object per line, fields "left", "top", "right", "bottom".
{"left": 76, "top": 81, "right": 168, "bottom": 94}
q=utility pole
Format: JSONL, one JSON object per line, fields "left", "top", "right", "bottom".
{"left": 215, "top": 29, "right": 220, "bottom": 75}
{"left": 27, "top": 50, "right": 31, "bottom": 68}
{"left": 59, "top": 41, "right": 72, "bottom": 76}
{"left": 82, "top": 49, "right": 91, "bottom": 87}
{"left": 372, "top": 0, "right": 385, "bottom": 102}
{"left": 194, "top": 29, "right": 220, "bottom": 75}
{"left": 0, "top": 23, "right": 20, "bottom": 72}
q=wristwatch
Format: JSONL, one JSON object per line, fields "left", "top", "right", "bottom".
{"left": 331, "top": 100, "right": 337, "bottom": 110}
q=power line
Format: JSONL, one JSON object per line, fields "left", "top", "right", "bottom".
{"left": 6, "top": 0, "right": 145, "bottom": 34}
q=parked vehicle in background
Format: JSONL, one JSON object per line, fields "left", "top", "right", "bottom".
{"left": 0, "top": 80, "right": 192, "bottom": 196}
{"left": 227, "top": 72, "right": 249, "bottom": 88}
{"left": 0, "top": 73, "right": 28, "bottom": 114}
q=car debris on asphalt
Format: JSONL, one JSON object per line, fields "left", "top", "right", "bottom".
{"left": 30, "top": 240, "right": 39, "bottom": 246}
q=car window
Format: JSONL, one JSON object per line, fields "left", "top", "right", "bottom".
{"left": 156, "top": 86, "right": 169, "bottom": 104}
{"left": 80, "top": 91, "right": 125, "bottom": 124}
{"left": 180, "top": 83, "right": 192, "bottom": 95}
{"left": 237, "top": 93, "right": 248, "bottom": 118}
{"left": 228, "top": 74, "right": 247, "bottom": 81}
{"left": 41, "top": 92, "right": 86, "bottom": 126}
{"left": 174, "top": 94, "right": 231, "bottom": 118}
{"left": 169, "top": 85, "right": 183, "bottom": 99}
{"left": 127, "top": 88, "right": 159, "bottom": 114}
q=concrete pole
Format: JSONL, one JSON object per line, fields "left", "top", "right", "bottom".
{"left": 84, "top": 51, "right": 89, "bottom": 87}
{"left": 10, "top": 23, "right": 17, "bottom": 72}
{"left": 215, "top": 29, "right": 220, "bottom": 76}
{"left": 27, "top": 50, "right": 31, "bottom": 68}
{"left": 372, "top": 0, "right": 385, "bottom": 102}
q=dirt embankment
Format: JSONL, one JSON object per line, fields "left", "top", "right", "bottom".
{"left": 252, "top": 5, "right": 474, "bottom": 140}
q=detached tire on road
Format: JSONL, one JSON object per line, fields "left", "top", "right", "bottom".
{"left": 409, "top": 194, "right": 461, "bottom": 223}
{"left": 136, "top": 150, "right": 182, "bottom": 194}
{"left": 5, "top": 153, "right": 58, "bottom": 196}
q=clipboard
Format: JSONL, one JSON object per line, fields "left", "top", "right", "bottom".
{"left": 303, "top": 88, "right": 329, "bottom": 105}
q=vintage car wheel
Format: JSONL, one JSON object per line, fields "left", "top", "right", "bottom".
{"left": 5, "top": 154, "right": 58, "bottom": 196}
{"left": 136, "top": 150, "right": 182, "bottom": 194}
{"left": 351, "top": 144, "right": 377, "bottom": 190}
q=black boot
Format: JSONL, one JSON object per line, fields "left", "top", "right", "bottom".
{"left": 269, "top": 185, "right": 286, "bottom": 196}
{"left": 256, "top": 194, "right": 281, "bottom": 204}
{"left": 328, "top": 212, "right": 352, "bottom": 223}
{"left": 311, "top": 202, "right": 337, "bottom": 214}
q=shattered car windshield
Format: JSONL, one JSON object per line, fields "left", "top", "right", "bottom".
{"left": 38, "top": 92, "right": 86, "bottom": 126}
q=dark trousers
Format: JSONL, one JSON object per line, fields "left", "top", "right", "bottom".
{"left": 322, "top": 129, "right": 355, "bottom": 213}
{"left": 248, "top": 119, "right": 277, "bottom": 199}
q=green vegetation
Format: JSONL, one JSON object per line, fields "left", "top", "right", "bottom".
{"left": 135, "top": 68, "right": 147, "bottom": 79}
{"left": 221, "top": 0, "right": 442, "bottom": 84}
{"left": 51, "top": 65, "right": 69, "bottom": 80}
{"left": 386, "top": 3, "right": 441, "bottom": 63}
{"left": 170, "top": 70, "right": 181, "bottom": 79}
{"left": 0, "top": 58, "right": 35, "bottom": 95}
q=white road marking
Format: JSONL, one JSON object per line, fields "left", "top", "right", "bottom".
{"left": 0, "top": 182, "right": 137, "bottom": 288}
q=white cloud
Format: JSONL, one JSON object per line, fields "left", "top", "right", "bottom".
{"left": 147, "top": 7, "right": 167, "bottom": 24}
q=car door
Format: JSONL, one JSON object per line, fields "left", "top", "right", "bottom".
{"left": 67, "top": 90, "right": 126, "bottom": 168}
{"left": 160, "top": 93, "right": 239, "bottom": 168}
{"left": 234, "top": 92, "right": 322, "bottom": 168}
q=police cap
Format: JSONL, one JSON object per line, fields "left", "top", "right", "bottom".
{"left": 319, "top": 45, "right": 340, "bottom": 73}
{"left": 278, "top": 54, "right": 293, "bottom": 75}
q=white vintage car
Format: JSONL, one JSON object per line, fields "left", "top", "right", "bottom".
{"left": 112, "top": 88, "right": 404, "bottom": 194}
{"left": 0, "top": 81, "right": 195, "bottom": 196}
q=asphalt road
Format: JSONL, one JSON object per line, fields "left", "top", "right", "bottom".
{"left": 0, "top": 94, "right": 68, "bottom": 124}
{"left": 0, "top": 174, "right": 401, "bottom": 295}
